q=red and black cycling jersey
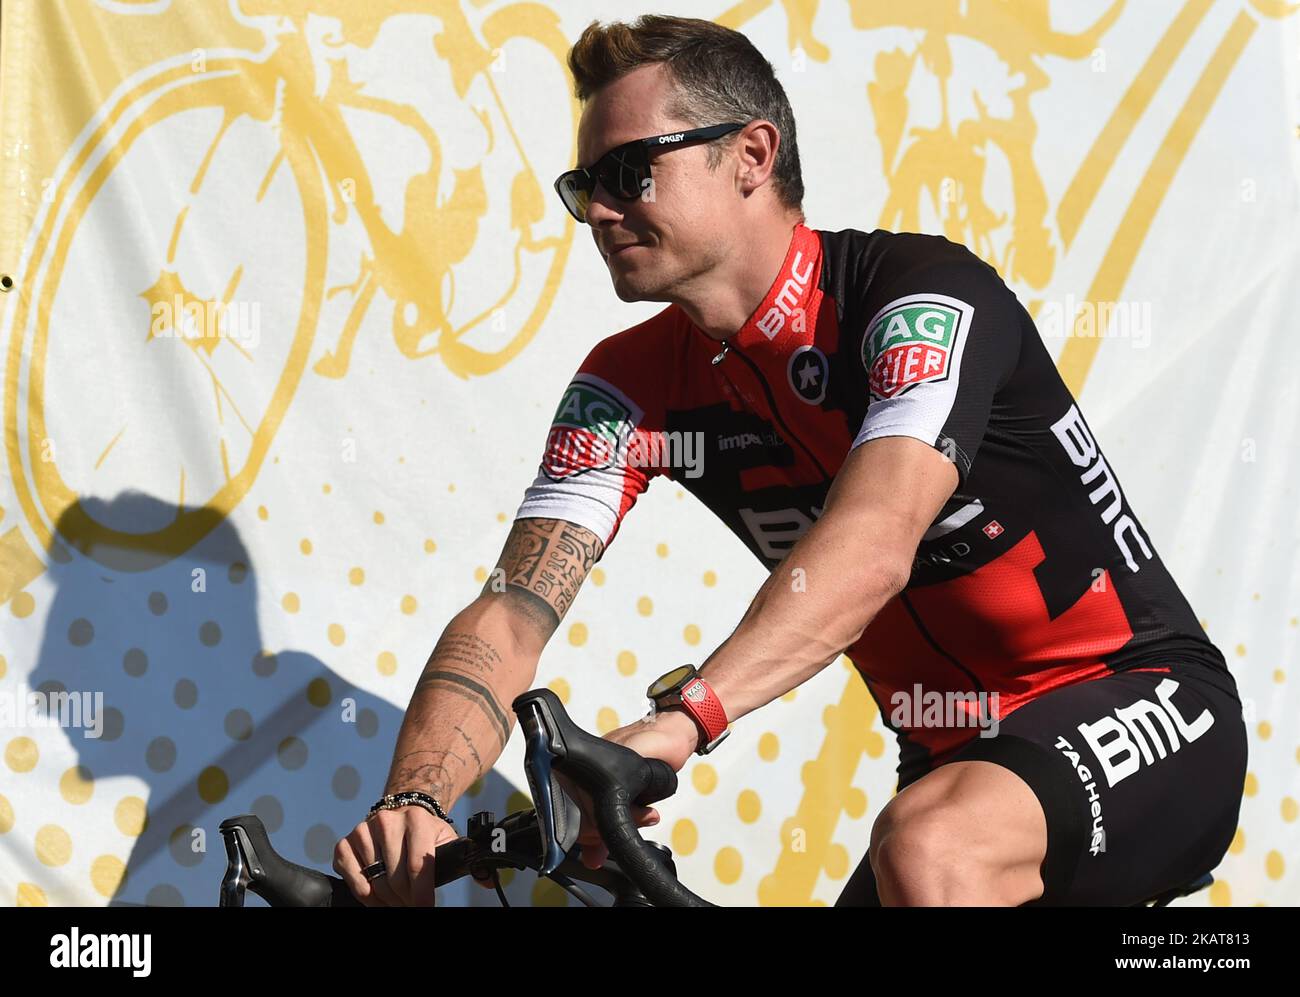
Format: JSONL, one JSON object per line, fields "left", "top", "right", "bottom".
{"left": 513, "top": 222, "right": 1232, "bottom": 780}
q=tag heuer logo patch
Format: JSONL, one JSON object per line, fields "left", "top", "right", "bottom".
{"left": 541, "top": 377, "right": 642, "bottom": 481}
{"left": 861, "top": 293, "right": 974, "bottom": 399}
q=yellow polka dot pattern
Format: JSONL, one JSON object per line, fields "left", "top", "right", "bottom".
{"left": 307, "top": 678, "right": 332, "bottom": 707}
{"left": 1265, "top": 851, "right": 1285, "bottom": 880}
{"left": 114, "top": 797, "right": 148, "bottom": 836}
{"left": 672, "top": 819, "right": 698, "bottom": 856}
{"left": 198, "top": 767, "right": 229, "bottom": 804}
{"left": 5, "top": 737, "right": 38, "bottom": 772}
{"left": 91, "top": 855, "right": 127, "bottom": 897}
{"left": 36, "top": 825, "right": 72, "bottom": 866}
{"left": 691, "top": 764, "right": 717, "bottom": 795}
{"left": 714, "top": 847, "right": 742, "bottom": 885}
{"left": 737, "top": 790, "right": 761, "bottom": 823}
{"left": 17, "top": 884, "right": 47, "bottom": 906}
{"left": 59, "top": 766, "right": 94, "bottom": 804}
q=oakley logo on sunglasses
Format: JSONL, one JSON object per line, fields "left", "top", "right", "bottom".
{"left": 657, "top": 133, "right": 686, "bottom": 144}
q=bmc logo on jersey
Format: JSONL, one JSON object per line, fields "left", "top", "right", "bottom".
{"left": 861, "top": 293, "right": 974, "bottom": 399}
{"left": 755, "top": 250, "right": 814, "bottom": 341}
{"left": 541, "top": 377, "right": 642, "bottom": 481}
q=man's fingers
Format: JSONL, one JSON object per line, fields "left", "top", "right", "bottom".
{"left": 336, "top": 825, "right": 386, "bottom": 907}
{"left": 333, "top": 837, "right": 377, "bottom": 906}
{"left": 633, "top": 805, "right": 660, "bottom": 825}
{"left": 367, "top": 816, "right": 410, "bottom": 906}
{"left": 407, "top": 853, "right": 438, "bottom": 906}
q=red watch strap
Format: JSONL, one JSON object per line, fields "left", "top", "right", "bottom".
{"left": 678, "top": 676, "right": 728, "bottom": 745}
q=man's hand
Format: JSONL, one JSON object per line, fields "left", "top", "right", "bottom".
{"left": 559, "top": 707, "right": 700, "bottom": 870}
{"left": 334, "top": 806, "right": 487, "bottom": 906}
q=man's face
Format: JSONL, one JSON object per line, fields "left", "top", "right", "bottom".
{"left": 576, "top": 64, "right": 739, "bottom": 302}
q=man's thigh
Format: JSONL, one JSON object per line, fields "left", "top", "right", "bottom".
{"left": 836, "top": 661, "right": 1247, "bottom": 906}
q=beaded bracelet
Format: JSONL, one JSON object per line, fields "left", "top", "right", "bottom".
{"left": 368, "top": 790, "right": 455, "bottom": 829}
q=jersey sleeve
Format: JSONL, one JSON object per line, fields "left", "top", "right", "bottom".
{"left": 850, "top": 257, "right": 1023, "bottom": 488}
{"left": 512, "top": 339, "right": 665, "bottom": 559}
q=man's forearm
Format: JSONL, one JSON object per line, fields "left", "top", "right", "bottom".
{"left": 383, "top": 602, "right": 540, "bottom": 808}
{"left": 697, "top": 512, "right": 910, "bottom": 724}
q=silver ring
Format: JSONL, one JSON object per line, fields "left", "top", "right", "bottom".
{"left": 362, "top": 860, "right": 387, "bottom": 882}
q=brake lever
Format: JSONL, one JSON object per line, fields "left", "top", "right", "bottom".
{"left": 518, "top": 697, "right": 583, "bottom": 874}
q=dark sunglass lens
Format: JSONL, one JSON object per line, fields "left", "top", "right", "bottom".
{"left": 557, "top": 173, "right": 592, "bottom": 221}
{"left": 599, "top": 144, "right": 648, "bottom": 200}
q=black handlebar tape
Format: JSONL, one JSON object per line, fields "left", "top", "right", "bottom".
{"left": 635, "top": 757, "right": 679, "bottom": 808}
{"left": 593, "top": 786, "right": 715, "bottom": 907}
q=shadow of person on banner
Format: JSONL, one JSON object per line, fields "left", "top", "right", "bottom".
{"left": 27, "top": 491, "right": 523, "bottom": 906}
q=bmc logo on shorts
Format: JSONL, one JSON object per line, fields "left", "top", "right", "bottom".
{"left": 1064, "top": 677, "right": 1214, "bottom": 790}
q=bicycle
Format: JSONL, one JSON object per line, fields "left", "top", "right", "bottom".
{"left": 218, "top": 687, "right": 1215, "bottom": 908}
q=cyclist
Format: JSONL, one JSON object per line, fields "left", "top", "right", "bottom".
{"left": 335, "top": 14, "right": 1247, "bottom": 907}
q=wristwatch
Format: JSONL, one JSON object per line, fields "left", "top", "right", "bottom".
{"left": 646, "top": 664, "right": 730, "bottom": 754}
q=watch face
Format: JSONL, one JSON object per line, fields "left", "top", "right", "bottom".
{"left": 647, "top": 664, "right": 695, "bottom": 699}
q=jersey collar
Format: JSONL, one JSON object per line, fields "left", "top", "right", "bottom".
{"left": 696, "top": 221, "right": 823, "bottom": 357}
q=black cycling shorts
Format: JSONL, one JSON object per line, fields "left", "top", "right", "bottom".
{"left": 834, "top": 660, "right": 1247, "bottom": 906}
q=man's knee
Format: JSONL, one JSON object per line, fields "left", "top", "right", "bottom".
{"left": 870, "top": 809, "right": 978, "bottom": 905}
{"left": 867, "top": 765, "right": 1046, "bottom": 906}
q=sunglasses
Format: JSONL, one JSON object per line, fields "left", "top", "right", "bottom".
{"left": 554, "top": 122, "right": 747, "bottom": 223}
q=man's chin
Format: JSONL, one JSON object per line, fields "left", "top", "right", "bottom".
{"left": 610, "top": 271, "right": 672, "bottom": 304}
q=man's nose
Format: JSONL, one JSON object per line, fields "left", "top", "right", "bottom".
{"left": 584, "top": 181, "right": 625, "bottom": 226}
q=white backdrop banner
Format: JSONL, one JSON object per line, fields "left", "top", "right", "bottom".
{"left": 0, "top": 0, "right": 1296, "bottom": 906}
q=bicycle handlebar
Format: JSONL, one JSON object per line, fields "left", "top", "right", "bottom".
{"left": 217, "top": 687, "right": 716, "bottom": 906}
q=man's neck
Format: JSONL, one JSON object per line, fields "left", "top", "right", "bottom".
{"left": 674, "top": 214, "right": 802, "bottom": 342}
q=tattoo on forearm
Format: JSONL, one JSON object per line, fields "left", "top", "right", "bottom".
{"left": 387, "top": 748, "right": 466, "bottom": 798}
{"left": 430, "top": 631, "right": 501, "bottom": 676}
{"left": 487, "top": 518, "right": 602, "bottom": 639}
{"left": 413, "top": 669, "right": 510, "bottom": 749}
{"left": 453, "top": 724, "right": 483, "bottom": 773}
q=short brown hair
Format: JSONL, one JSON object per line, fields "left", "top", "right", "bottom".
{"left": 567, "top": 14, "right": 805, "bottom": 214}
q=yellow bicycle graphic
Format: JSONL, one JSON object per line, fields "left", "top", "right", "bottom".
{"left": 4, "top": 1, "right": 576, "bottom": 568}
